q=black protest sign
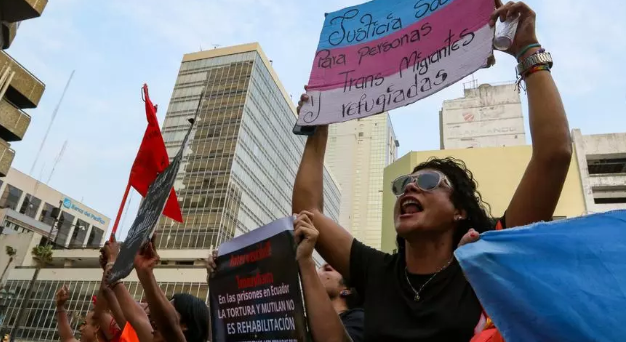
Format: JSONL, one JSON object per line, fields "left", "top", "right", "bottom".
{"left": 210, "top": 217, "right": 308, "bottom": 342}
{"left": 108, "top": 112, "right": 198, "bottom": 284}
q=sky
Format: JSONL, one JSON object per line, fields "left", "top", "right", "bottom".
{"left": 6, "top": 0, "right": 626, "bottom": 239}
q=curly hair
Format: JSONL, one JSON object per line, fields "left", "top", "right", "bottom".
{"left": 396, "top": 157, "right": 496, "bottom": 252}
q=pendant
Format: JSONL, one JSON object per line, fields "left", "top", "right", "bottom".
{"left": 414, "top": 294, "right": 420, "bottom": 301}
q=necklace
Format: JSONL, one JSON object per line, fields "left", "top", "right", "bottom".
{"left": 404, "top": 257, "right": 454, "bottom": 302}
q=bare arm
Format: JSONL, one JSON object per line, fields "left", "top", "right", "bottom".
{"left": 102, "top": 241, "right": 151, "bottom": 342}
{"left": 100, "top": 284, "right": 126, "bottom": 330}
{"left": 54, "top": 286, "right": 79, "bottom": 342}
{"left": 295, "top": 212, "right": 352, "bottom": 342}
{"left": 135, "top": 242, "right": 187, "bottom": 342}
{"left": 494, "top": 3, "right": 572, "bottom": 228}
{"left": 137, "top": 268, "right": 187, "bottom": 342}
{"left": 111, "top": 282, "right": 154, "bottom": 342}
{"left": 292, "top": 107, "right": 353, "bottom": 277}
{"left": 299, "top": 258, "right": 352, "bottom": 342}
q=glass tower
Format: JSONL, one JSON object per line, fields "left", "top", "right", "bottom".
{"left": 155, "top": 43, "right": 341, "bottom": 250}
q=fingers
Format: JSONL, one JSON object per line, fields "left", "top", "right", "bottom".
{"left": 490, "top": 1, "right": 514, "bottom": 26}
{"left": 508, "top": 1, "right": 535, "bottom": 21}
{"left": 296, "top": 91, "right": 310, "bottom": 114}
{"left": 490, "top": 1, "right": 534, "bottom": 26}
{"left": 458, "top": 228, "right": 480, "bottom": 247}
{"left": 494, "top": 0, "right": 504, "bottom": 8}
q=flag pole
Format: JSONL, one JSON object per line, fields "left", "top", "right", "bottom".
{"left": 109, "top": 182, "right": 131, "bottom": 242}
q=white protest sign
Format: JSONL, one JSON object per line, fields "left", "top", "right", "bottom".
{"left": 297, "top": 0, "right": 495, "bottom": 126}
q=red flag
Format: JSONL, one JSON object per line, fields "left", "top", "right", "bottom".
{"left": 129, "top": 84, "right": 183, "bottom": 222}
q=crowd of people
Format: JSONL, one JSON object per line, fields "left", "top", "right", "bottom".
{"left": 52, "top": 1, "right": 570, "bottom": 341}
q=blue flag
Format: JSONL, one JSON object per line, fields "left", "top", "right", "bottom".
{"left": 455, "top": 210, "right": 626, "bottom": 342}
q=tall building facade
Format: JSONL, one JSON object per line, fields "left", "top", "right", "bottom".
{"left": 572, "top": 129, "right": 626, "bottom": 214}
{"left": 155, "top": 43, "right": 340, "bottom": 250}
{"left": 439, "top": 82, "right": 525, "bottom": 149}
{"left": 325, "top": 114, "right": 397, "bottom": 249}
{"left": 0, "top": 1, "right": 47, "bottom": 177}
{"left": 1, "top": 43, "right": 341, "bottom": 341}
{"left": 381, "top": 147, "right": 586, "bottom": 253}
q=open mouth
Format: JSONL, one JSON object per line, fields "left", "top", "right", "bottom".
{"left": 400, "top": 197, "right": 424, "bottom": 215}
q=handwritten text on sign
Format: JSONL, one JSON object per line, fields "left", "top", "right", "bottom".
{"left": 297, "top": 0, "right": 495, "bottom": 126}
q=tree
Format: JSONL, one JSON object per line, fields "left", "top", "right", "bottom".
{"left": 8, "top": 245, "right": 53, "bottom": 342}
{"left": 0, "top": 247, "right": 17, "bottom": 290}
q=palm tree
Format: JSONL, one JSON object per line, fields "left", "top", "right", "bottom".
{"left": 8, "top": 243, "right": 54, "bottom": 342}
{"left": 0, "top": 247, "right": 17, "bottom": 290}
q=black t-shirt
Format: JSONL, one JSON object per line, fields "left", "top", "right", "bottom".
{"left": 350, "top": 224, "right": 503, "bottom": 342}
{"left": 340, "top": 308, "right": 365, "bottom": 342}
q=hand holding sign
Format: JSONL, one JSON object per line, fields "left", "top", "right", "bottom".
{"left": 297, "top": 0, "right": 497, "bottom": 126}
{"left": 294, "top": 211, "right": 318, "bottom": 262}
{"left": 134, "top": 239, "right": 160, "bottom": 273}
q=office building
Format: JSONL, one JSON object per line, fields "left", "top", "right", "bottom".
{"left": 0, "top": 0, "right": 47, "bottom": 177}
{"left": 439, "top": 82, "right": 525, "bottom": 149}
{"left": 572, "top": 129, "right": 626, "bottom": 214}
{"left": 380, "top": 146, "right": 586, "bottom": 253}
{"left": 0, "top": 167, "right": 110, "bottom": 340}
{"left": 0, "top": 168, "right": 109, "bottom": 249}
{"left": 155, "top": 42, "right": 340, "bottom": 249}
{"left": 325, "top": 114, "right": 397, "bottom": 249}
{"left": 0, "top": 43, "right": 341, "bottom": 341}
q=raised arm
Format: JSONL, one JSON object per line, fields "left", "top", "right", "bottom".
{"left": 295, "top": 212, "right": 352, "bottom": 342}
{"left": 135, "top": 242, "right": 187, "bottom": 342}
{"left": 54, "top": 285, "right": 79, "bottom": 342}
{"left": 494, "top": 2, "right": 572, "bottom": 228}
{"left": 293, "top": 96, "right": 353, "bottom": 277}
{"left": 101, "top": 242, "right": 153, "bottom": 342}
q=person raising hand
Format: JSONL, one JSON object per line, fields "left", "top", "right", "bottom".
{"left": 295, "top": 211, "right": 359, "bottom": 342}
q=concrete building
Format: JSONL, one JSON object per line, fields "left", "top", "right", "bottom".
{"left": 572, "top": 129, "right": 626, "bottom": 214}
{"left": 325, "top": 114, "right": 398, "bottom": 249}
{"left": 0, "top": 43, "right": 342, "bottom": 341}
{"left": 0, "top": 168, "right": 110, "bottom": 249}
{"left": 440, "top": 82, "right": 525, "bottom": 150}
{"left": 381, "top": 146, "right": 586, "bottom": 253}
{"left": 156, "top": 42, "right": 340, "bottom": 249}
{"left": 0, "top": 0, "right": 47, "bottom": 177}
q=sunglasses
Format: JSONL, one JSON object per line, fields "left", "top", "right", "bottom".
{"left": 391, "top": 171, "right": 453, "bottom": 196}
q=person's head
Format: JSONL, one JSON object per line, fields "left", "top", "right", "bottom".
{"left": 171, "top": 293, "right": 210, "bottom": 342}
{"left": 317, "top": 264, "right": 361, "bottom": 308}
{"left": 78, "top": 311, "right": 100, "bottom": 342}
{"left": 392, "top": 157, "right": 493, "bottom": 250}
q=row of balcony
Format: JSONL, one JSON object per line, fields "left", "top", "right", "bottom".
{"left": 1, "top": 0, "right": 48, "bottom": 48}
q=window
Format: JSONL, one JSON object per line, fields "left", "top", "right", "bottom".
{"left": 54, "top": 211, "right": 75, "bottom": 247}
{"left": 594, "top": 197, "right": 626, "bottom": 204}
{"left": 592, "top": 186, "right": 626, "bottom": 205}
{"left": 39, "top": 202, "right": 57, "bottom": 226}
{"left": 69, "top": 220, "right": 89, "bottom": 248}
{"left": 0, "top": 184, "right": 23, "bottom": 210}
{"left": 87, "top": 227, "right": 104, "bottom": 248}
{"left": 19, "top": 194, "right": 42, "bottom": 218}
{"left": 587, "top": 157, "right": 626, "bottom": 175}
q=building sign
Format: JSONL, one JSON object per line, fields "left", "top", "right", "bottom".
{"left": 62, "top": 197, "right": 106, "bottom": 225}
{"left": 297, "top": 0, "right": 495, "bottom": 126}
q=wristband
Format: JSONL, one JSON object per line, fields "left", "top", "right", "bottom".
{"left": 516, "top": 43, "right": 541, "bottom": 61}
